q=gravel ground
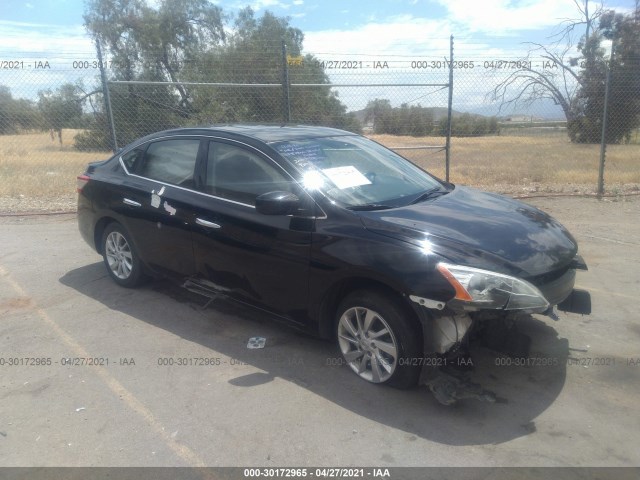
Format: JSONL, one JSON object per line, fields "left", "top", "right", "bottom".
{"left": 0, "top": 194, "right": 78, "bottom": 214}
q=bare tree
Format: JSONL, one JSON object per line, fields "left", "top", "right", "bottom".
{"left": 490, "top": 0, "right": 604, "bottom": 122}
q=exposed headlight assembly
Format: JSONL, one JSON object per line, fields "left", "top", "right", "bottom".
{"left": 437, "top": 263, "right": 550, "bottom": 312}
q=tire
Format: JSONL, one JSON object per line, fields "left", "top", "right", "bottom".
{"left": 335, "top": 289, "right": 421, "bottom": 389}
{"left": 101, "top": 222, "right": 144, "bottom": 288}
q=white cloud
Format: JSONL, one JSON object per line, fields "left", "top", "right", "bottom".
{"left": 0, "top": 21, "right": 96, "bottom": 99}
{"left": 300, "top": 3, "right": 585, "bottom": 113}
{"left": 302, "top": 16, "right": 454, "bottom": 110}
{"left": 435, "top": 0, "right": 585, "bottom": 34}
{"left": 251, "top": 0, "right": 292, "bottom": 10}
{"left": 301, "top": 0, "right": 596, "bottom": 77}
{"left": 304, "top": 0, "right": 591, "bottom": 60}
{"left": 0, "top": 20, "right": 94, "bottom": 56}
{"left": 304, "top": 15, "right": 452, "bottom": 56}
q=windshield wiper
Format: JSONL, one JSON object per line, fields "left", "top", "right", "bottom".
{"left": 347, "top": 204, "right": 395, "bottom": 211}
{"left": 409, "top": 187, "right": 448, "bottom": 205}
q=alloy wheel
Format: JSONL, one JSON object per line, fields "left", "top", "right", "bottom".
{"left": 105, "top": 231, "right": 133, "bottom": 280}
{"left": 337, "top": 306, "right": 399, "bottom": 383}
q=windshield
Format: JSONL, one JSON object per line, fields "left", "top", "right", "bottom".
{"left": 272, "top": 135, "right": 445, "bottom": 209}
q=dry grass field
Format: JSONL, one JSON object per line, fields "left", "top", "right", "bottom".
{"left": 0, "top": 130, "right": 638, "bottom": 212}
{"left": 371, "top": 134, "right": 640, "bottom": 194}
{"left": 0, "top": 130, "right": 111, "bottom": 212}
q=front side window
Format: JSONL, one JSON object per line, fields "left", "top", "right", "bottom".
{"left": 204, "top": 141, "right": 293, "bottom": 205}
{"left": 138, "top": 139, "right": 200, "bottom": 187}
{"left": 273, "top": 135, "right": 445, "bottom": 209}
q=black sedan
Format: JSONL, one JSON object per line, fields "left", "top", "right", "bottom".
{"left": 77, "top": 125, "right": 590, "bottom": 400}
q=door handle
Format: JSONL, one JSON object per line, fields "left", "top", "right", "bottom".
{"left": 123, "top": 198, "right": 141, "bottom": 207}
{"left": 196, "top": 218, "right": 221, "bottom": 229}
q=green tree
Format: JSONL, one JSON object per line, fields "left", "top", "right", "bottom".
{"left": 406, "top": 105, "right": 434, "bottom": 136}
{"left": 364, "top": 98, "right": 392, "bottom": 132}
{"left": 437, "top": 113, "right": 499, "bottom": 137}
{"left": 569, "top": 7, "right": 640, "bottom": 143}
{"left": 492, "top": 1, "right": 638, "bottom": 144}
{"left": 365, "top": 100, "right": 436, "bottom": 136}
{"left": 84, "top": 0, "right": 225, "bottom": 100}
{"left": 186, "top": 8, "right": 302, "bottom": 123}
{"left": 38, "top": 83, "right": 84, "bottom": 144}
{"left": 0, "top": 86, "right": 41, "bottom": 134}
{"left": 80, "top": 2, "right": 360, "bottom": 148}
{"left": 83, "top": 0, "right": 226, "bottom": 146}
{"left": 188, "top": 8, "right": 360, "bottom": 131}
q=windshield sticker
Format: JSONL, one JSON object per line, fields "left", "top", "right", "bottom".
{"left": 275, "top": 142, "right": 326, "bottom": 168}
{"left": 322, "top": 166, "right": 371, "bottom": 189}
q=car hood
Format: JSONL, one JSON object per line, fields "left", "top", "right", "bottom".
{"left": 358, "top": 186, "right": 578, "bottom": 277}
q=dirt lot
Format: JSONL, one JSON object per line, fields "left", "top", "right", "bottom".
{"left": 0, "top": 196, "right": 639, "bottom": 470}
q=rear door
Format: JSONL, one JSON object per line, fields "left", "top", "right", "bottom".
{"left": 190, "top": 139, "right": 314, "bottom": 322}
{"left": 116, "top": 137, "right": 203, "bottom": 277}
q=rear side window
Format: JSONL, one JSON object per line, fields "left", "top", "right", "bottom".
{"left": 204, "top": 141, "right": 293, "bottom": 205}
{"left": 139, "top": 139, "right": 200, "bottom": 187}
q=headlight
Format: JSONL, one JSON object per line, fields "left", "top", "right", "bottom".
{"left": 437, "top": 263, "right": 550, "bottom": 312}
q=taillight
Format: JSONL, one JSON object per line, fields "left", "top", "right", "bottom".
{"left": 77, "top": 174, "right": 90, "bottom": 193}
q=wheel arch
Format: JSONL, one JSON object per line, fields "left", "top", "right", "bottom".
{"left": 94, "top": 216, "right": 118, "bottom": 254}
{"left": 317, "top": 277, "right": 423, "bottom": 341}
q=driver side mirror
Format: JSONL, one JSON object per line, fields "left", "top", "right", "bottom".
{"left": 255, "top": 191, "right": 300, "bottom": 215}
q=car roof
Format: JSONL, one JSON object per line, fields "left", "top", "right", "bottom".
{"left": 154, "top": 124, "right": 357, "bottom": 144}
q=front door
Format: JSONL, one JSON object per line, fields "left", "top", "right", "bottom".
{"left": 190, "top": 140, "right": 313, "bottom": 322}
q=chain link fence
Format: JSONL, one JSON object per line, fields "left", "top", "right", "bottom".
{"left": 0, "top": 37, "right": 638, "bottom": 212}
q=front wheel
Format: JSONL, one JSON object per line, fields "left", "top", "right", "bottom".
{"left": 101, "top": 223, "right": 144, "bottom": 288}
{"left": 336, "top": 290, "right": 421, "bottom": 388}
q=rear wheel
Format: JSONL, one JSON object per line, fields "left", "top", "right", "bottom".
{"left": 336, "top": 290, "right": 421, "bottom": 388}
{"left": 101, "top": 223, "right": 144, "bottom": 288}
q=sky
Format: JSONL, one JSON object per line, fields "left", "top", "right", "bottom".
{"left": 0, "top": 0, "right": 635, "bottom": 116}
{"left": 0, "top": 0, "right": 633, "bottom": 55}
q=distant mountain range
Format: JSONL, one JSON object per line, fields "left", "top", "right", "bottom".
{"left": 351, "top": 106, "right": 475, "bottom": 124}
{"left": 350, "top": 98, "right": 567, "bottom": 122}
{"left": 464, "top": 99, "right": 566, "bottom": 120}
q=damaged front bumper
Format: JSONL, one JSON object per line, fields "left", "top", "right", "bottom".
{"left": 408, "top": 257, "right": 591, "bottom": 404}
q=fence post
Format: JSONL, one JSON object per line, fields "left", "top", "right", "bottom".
{"left": 445, "top": 35, "right": 454, "bottom": 182}
{"left": 281, "top": 39, "right": 291, "bottom": 124}
{"left": 95, "top": 38, "right": 118, "bottom": 152}
{"left": 598, "top": 36, "right": 616, "bottom": 198}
